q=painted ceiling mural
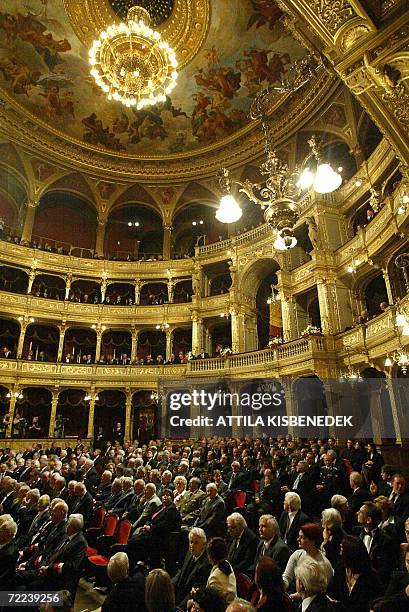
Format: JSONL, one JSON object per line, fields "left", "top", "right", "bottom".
{"left": 0, "top": 0, "right": 307, "bottom": 156}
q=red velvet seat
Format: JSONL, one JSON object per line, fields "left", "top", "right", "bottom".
{"left": 88, "top": 519, "right": 132, "bottom": 568}
{"left": 232, "top": 490, "right": 247, "bottom": 508}
{"left": 85, "top": 513, "right": 118, "bottom": 557}
{"left": 236, "top": 573, "right": 252, "bottom": 599}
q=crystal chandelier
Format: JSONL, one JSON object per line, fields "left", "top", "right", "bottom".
{"left": 215, "top": 55, "right": 342, "bottom": 249}
{"left": 89, "top": 6, "right": 178, "bottom": 109}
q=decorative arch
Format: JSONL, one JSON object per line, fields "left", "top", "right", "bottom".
{"left": 43, "top": 173, "right": 96, "bottom": 208}
{"left": 105, "top": 203, "right": 163, "bottom": 259}
{"left": 239, "top": 257, "right": 280, "bottom": 303}
{"left": 34, "top": 191, "right": 98, "bottom": 250}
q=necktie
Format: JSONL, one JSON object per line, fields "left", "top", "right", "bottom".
{"left": 261, "top": 542, "right": 268, "bottom": 556}
{"left": 293, "top": 474, "right": 302, "bottom": 490}
{"left": 390, "top": 492, "right": 398, "bottom": 505}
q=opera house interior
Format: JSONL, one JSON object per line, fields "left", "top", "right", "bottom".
{"left": 0, "top": 0, "right": 408, "bottom": 610}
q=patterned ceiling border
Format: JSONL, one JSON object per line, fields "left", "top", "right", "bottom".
{"left": 0, "top": 72, "right": 338, "bottom": 182}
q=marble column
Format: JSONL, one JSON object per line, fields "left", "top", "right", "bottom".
{"left": 87, "top": 395, "right": 96, "bottom": 439}
{"left": 124, "top": 391, "right": 132, "bottom": 444}
{"left": 191, "top": 312, "right": 203, "bottom": 355}
{"left": 48, "top": 390, "right": 60, "bottom": 437}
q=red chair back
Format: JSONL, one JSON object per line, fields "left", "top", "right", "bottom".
{"left": 104, "top": 513, "right": 119, "bottom": 537}
{"left": 115, "top": 519, "right": 132, "bottom": 545}
{"left": 233, "top": 490, "right": 247, "bottom": 508}
{"left": 250, "top": 480, "right": 260, "bottom": 493}
{"left": 236, "top": 573, "right": 252, "bottom": 599}
{"left": 90, "top": 507, "right": 106, "bottom": 530}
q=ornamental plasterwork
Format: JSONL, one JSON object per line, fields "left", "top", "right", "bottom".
{"left": 0, "top": 71, "right": 337, "bottom": 182}
{"left": 308, "top": 0, "right": 354, "bottom": 36}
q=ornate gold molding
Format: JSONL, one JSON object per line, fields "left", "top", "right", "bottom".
{"left": 63, "top": 0, "right": 210, "bottom": 70}
{"left": 0, "top": 73, "right": 338, "bottom": 182}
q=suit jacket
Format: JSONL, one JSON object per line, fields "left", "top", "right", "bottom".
{"left": 94, "top": 482, "right": 112, "bottom": 505}
{"left": 227, "top": 526, "right": 259, "bottom": 574}
{"left": 173, "top": 550, "right": 211, "bottom": 607}
{"left": 148, "top": 502, "right": 181, "bottom": 539}
{"left": 109, "top": 489, "right": 135, "bottom": 515}
{"left": 300, "top": 592, "right": 343, "bottom": 611}
{"left": 0, "top": 540, "right": 18, "bottom": 589}
{"left": 252, "top": 535, "right": 291, "bottom": 573}
{"left": 195, "top": 494, "right": 225, "bottom": 537}
{"left": 357, "top": 527, "right": 397, "bottom": 586}
{"left": 70, "top": 491, "right": 93, "bottom": 522}
{"left": 329, "top": 565, "right": 382, "bottom": 612}
{"left": 83, "top": 466, "right": 99, "bottom": 491}
{"left": 43, "top": 532, "right": 87, "bottom": 593}
{"left": 279, "top": 509, "right": 310, "bottom": 551}
{"left": 348, "top": 487, "right": 371, "bottom": 516}
{"left": 132, "top": 495, "right": 162, "bottom": 530}
{"left": 180, "top": 489, "right": 206, "bottom": 525}
{"left": 102, "top": 571, "right": 147, "bottom": 612}
{"left": 394, "top": 491, "right": 409, "bottom": 522}
{"left": 293, "top": 471, "right": 317, "bottom": 517}
{"left": 225, "top": 471, "right": 250, "bottom": 493}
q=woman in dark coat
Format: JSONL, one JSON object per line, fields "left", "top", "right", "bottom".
{"left": 329, "top": 535, "right": 383, "bottom": 612}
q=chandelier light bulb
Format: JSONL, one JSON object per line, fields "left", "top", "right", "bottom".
{"left": 400, "top": 353, "right": 409, "bottom": 365}
{"left": 403, "top": 194, "right": 409, "bottom": 204}
{"left": 216, "top": 195, "right": 242, "bottom": 223}
{"left": 402, "top": 324, "right": 409, "bottom": 336}
{"left": 297, "top": 167, "right": 314, "bottom": 190}
{"left": 313, "top": 163, "right": 342, "bottom": 193}
{"left": 347, "top": 265, "right": 354, "bottom": 273}
{"left": 396, "top": 312, "right": 407, "bottom": 326}
{"left": 385, "top": 356, "right": 393, "bottom": 367}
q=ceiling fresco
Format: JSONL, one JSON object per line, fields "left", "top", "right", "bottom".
{"left": 0, "top": 0, "right": 307, "bottom": 156}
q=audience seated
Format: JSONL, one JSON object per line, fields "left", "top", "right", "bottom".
{"left": 0, "top": 436, "right": 407, "bottom": 610}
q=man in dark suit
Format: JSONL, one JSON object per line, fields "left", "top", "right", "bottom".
{"left": 194, "top": 482, "right": 225, "bottom": 537}
{"left": 80, "top": 458, "right": 100, "bottom": 492}
{"left": 279, "top": 492, "right": 310, "bottom": 551}
{"left": 94, "top": 470, "right": 113, "bottom": 505}
{"left": 108, "top": 477, "right": 135, "bottom": 515}
{"left": 252, "top": 514, "right": 291, "bottom": 573}
{"left": 172, "top": 527, "right": 211, "bottom": 609}
{"left": 356, "top": 500, "right": 397, "bottom": 587}
{"left": 284, "top": 460, "right": 316, "bottom": 519}
{"left": 70, "top": 482, "right": 93, "bottom": 523}
{"left": 0, "top": 516, "right": 18, "bottom": 589}
{"left": 226, "top": 512, "right": 259, "bottom": 574}
{"left": 20, "top": 513, "right": 87, "bottom": 596}
{"left": 224, "top": 461, "right": 250, "bottom": 501}
{"left": 348, "top": 471, "right": 370, "bottom": 516}
{"left": 390, "top": 474, "right": 409, "bottom": 524}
